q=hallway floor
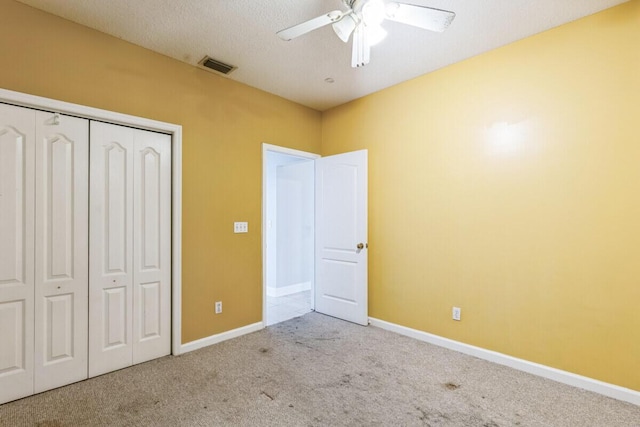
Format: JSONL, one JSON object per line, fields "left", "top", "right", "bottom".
{"left": 266, "top": 290, "right": 312, "bottom": 325}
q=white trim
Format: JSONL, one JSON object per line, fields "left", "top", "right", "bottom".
{"left": 267, "top": 281, "right": 312, "bottom": 297}
{"left": 262, "top": 143, "right": 321, "bottom": 159}
{"left": 180, "top": 322, "right": 264, "bottom": 354}
{"left": 369, "top": 317, "right": 640, "bottom": 406}
{"left": 0, "top": 87, "right": 184, "bottom": 357}
{"left": 261, "top": 143, "right": 320, "bottom": 327}
{"left": 171, "top": 127, "right": 183, "bottom": 356}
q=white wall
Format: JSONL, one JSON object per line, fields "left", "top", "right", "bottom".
{"left": 275, "top": 160, "right": 314, "bottom": 294}
{"left": 265, "top": 151, "right": 313, "bottom": 296}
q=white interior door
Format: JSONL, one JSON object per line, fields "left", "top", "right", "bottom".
{"left": 34, "top": 111, "right": 89, "bottom": 392}
{"left": 89, "top": 122, "right": 171, "bottom": 377}
{"left": 132, "top": 129, "right": 171, "bottom": 364}
{"left": 315, "top": 150, "right": 368, "bottom": 325}
{"left": 0, "top": 104, "right": 35, "bottom": 403}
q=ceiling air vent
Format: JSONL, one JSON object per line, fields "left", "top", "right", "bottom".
{"left": 198, "top": 56, "right": 237, "bottom": 75}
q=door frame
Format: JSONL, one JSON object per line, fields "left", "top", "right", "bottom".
{"left": 261, "top": 143, "right": 319, "bottom": 326}
{"left": 0, "top": 88, "right": 184, "bottom": 355}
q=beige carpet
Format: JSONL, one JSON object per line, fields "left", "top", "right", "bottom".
{"left": 1, "top": 312, "right": 638, "bottom": 426}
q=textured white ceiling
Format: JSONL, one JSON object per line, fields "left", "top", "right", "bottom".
{"left": 17, "top": 0, "right": 628, "bottom": 111}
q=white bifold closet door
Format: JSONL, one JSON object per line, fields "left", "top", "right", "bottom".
{"left": 0, "top": 104, "right": 36, "bottom": 404}
{"left": 89, "top": 121, "right": 171, "bottom": 378}
{"left": 1, "top": 104, "right": 89, "bottom": 403}
{"left": 34, "top": 111, "right": 89, "bottom": 393}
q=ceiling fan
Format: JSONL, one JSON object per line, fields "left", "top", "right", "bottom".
{"left": 277, "top": 0, "right": 456, "bottom": 68}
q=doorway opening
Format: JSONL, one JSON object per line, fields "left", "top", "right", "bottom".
{"left": 262, "top": 144, "right": 319, "bottom": 326}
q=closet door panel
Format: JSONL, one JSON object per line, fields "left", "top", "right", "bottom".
{"left": 34, "top": 111, "right": 88, "bottom": 393}
{"left": 89, "top": 121, "right": 134, "bottom": 377}
{"left": 0, "top": 104, "right": 35, "bottom": 404}
{"left": 132, "top": 130, "right": 171, "bottom": 364}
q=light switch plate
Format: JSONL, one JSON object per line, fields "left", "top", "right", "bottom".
{"left": 234, "top": 222, "right": 248, "bottom": 233}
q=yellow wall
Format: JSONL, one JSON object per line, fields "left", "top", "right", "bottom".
{"left": 322, "top": 1, "right": 640, "bottom": 391}
{"left": 0, "top": 0, "right": 321, "bottom": 343}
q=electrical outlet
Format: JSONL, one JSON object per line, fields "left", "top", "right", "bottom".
{"left": 215, "top": 301, "right": 222, "bottom": 314}
{"left": 452, "top": 306, "right": 461, "bottom": 321}
{"left": 234, "top": 222, "right": 248, "bottom": 233}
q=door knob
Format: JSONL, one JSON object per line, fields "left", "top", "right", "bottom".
{"left": 357, "top": 243, "right": 365, "bottom": 250}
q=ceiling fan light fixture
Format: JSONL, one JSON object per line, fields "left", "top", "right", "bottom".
{"left": 365, "top": 23, "right": 387, "bottom": 46}
{"left": 362, "top": 0, "right": 386, "bottom": 26}
{"left": 385, "top": 2, "right": 400, "bottom": 19}
{"left": 332, "top": 14, "right": 358, "bottom": 42}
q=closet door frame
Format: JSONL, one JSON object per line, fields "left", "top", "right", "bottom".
{"left": 0, "top": 88, "right": 184, "bottom": 356}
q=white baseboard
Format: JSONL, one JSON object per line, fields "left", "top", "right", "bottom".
{"left": 266, "top": 281, "right": 311, "bottom": 297}
{"left": 368, "top": 317, "right": 640, "bottom": 406}
{"left": 178, "top": 322, "right": 264, "bottom": 354}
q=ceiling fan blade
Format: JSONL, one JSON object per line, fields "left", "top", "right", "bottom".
{"left": 351, "top": 24, "right": 370, "bottom": 68}
{"left": 385, "top": 2, "right": 455, "bottom": 32}
{"left": 277, "top": 10, "right": 345, "bottom": 41}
